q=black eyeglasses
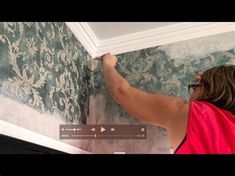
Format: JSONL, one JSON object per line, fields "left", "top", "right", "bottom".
{"left": 188, "top": 83, "right": 201, "bottom": 95}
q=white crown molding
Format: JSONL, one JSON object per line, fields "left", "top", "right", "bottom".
{"left": 66, "top": 22, "right": 235, "bottom": 58}
{"left": 0, "top": 119, "right": 91, "bottom": 154}
{"left": 66, "top": 22, "right": 99, "bottom": 58}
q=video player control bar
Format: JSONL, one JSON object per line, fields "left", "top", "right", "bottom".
{"left": 59, "top": 125, "right": 147, "bottom": 139}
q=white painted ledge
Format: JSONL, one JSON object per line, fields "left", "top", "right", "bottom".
{"left": 0, "top": 119, "right": 91, "bottom": 154}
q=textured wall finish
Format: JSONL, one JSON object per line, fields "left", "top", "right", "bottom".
{"left": 0, "top": 22, "right": 91, "bottom": 124}
{"left": 0, "top": 22, "right": 92, "bottom": 151}
{"left": 89, "top": 31, "right": 235, "bottom": 153}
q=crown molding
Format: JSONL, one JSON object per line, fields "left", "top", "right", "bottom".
{"left": 66, "top": 22, "right": 235, "bottom": 58}
{"left": 66, "top": 22, "right": 99, "bottom": 58}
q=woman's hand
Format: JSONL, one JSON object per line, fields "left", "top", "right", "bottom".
{"left": 95, "top": 53, "right": 117, "bottom": 67}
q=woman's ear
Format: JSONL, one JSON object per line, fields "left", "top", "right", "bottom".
{"left": 194, "top": 71, "right": 203, "bottom": 83}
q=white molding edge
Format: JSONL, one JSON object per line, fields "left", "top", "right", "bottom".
{"left": 66, "top": 22, "right": 99, "bottom": 58}
{"left": 66, "top": 22, "right": 235, "bottom": 57}
{"left": 0, "top": 119, "right": 91, "bottom": 154}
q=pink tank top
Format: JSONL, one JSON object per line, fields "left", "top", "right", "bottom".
{"left": 175, "top": 101, "right": 235, "bottom": 154}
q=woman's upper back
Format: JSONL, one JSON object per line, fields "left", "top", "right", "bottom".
{"left": 175, "top": 100, "right": 235, "bottom": 154}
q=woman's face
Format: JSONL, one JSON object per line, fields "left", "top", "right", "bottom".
{"left": 189, "top": 72, "right": 203, "bottom": 101}
{"left": 189, "top": 86, "right": 201, "bottom": 100}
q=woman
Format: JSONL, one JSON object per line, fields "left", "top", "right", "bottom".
{"left": 97, "top": 53, "right": 235, "bottom": 154}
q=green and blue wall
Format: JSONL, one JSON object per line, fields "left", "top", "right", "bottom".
{"left": 1, "top": 22, "right": 235, "bottom": 153}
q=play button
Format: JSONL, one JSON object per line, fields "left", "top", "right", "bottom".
{"left": 101, "top": 127, "right": 106, "bottom": 133}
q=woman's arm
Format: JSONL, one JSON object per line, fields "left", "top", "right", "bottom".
{"left": 99, "top": 54, "right": 188, "bottom": 130}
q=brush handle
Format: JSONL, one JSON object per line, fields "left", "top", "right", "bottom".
{"left": 94, "top": 57, "right": 101, "bottom": 60}
{"left": 94, "top": 53, "right": 111, "bottom": 61}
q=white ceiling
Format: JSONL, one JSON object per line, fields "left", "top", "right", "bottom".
{"left": 87, "top": 22, "right": 178, "bottom": 40}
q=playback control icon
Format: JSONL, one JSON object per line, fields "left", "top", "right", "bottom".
{"left": 60, "top": 125, "right": 147, "bottom": 139}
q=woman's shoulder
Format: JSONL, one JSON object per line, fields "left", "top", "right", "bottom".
{"left": 189, "top": 100, "right": 217, "bottom": 110}
{"left": 188, "top": 100, "right": 235, "bottom": 120}
{"left": 189, "top": 100, "right": 230, "bottom": 111}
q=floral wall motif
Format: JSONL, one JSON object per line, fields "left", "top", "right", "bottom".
{"left": 90, "top": 31, "right": 235, "bottom": 153}
{"left": 1, "top": 23, "right": 235, "bottom": 153}
{"left": 0, "top": 22, "right": 91, "bottom": 124}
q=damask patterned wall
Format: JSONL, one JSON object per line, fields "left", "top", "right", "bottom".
{"left": 0, "top": 22, "right": 91, "bottom": 125}
{"left": 1, "top": 23, "right": 235, "bottom": 153}
{"left": 89, "top": 31, "right": 235, "bottom": 153}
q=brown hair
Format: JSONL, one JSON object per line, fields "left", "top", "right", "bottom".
{"left": 197, "top": 65, "right": 235, "bottom": 114}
